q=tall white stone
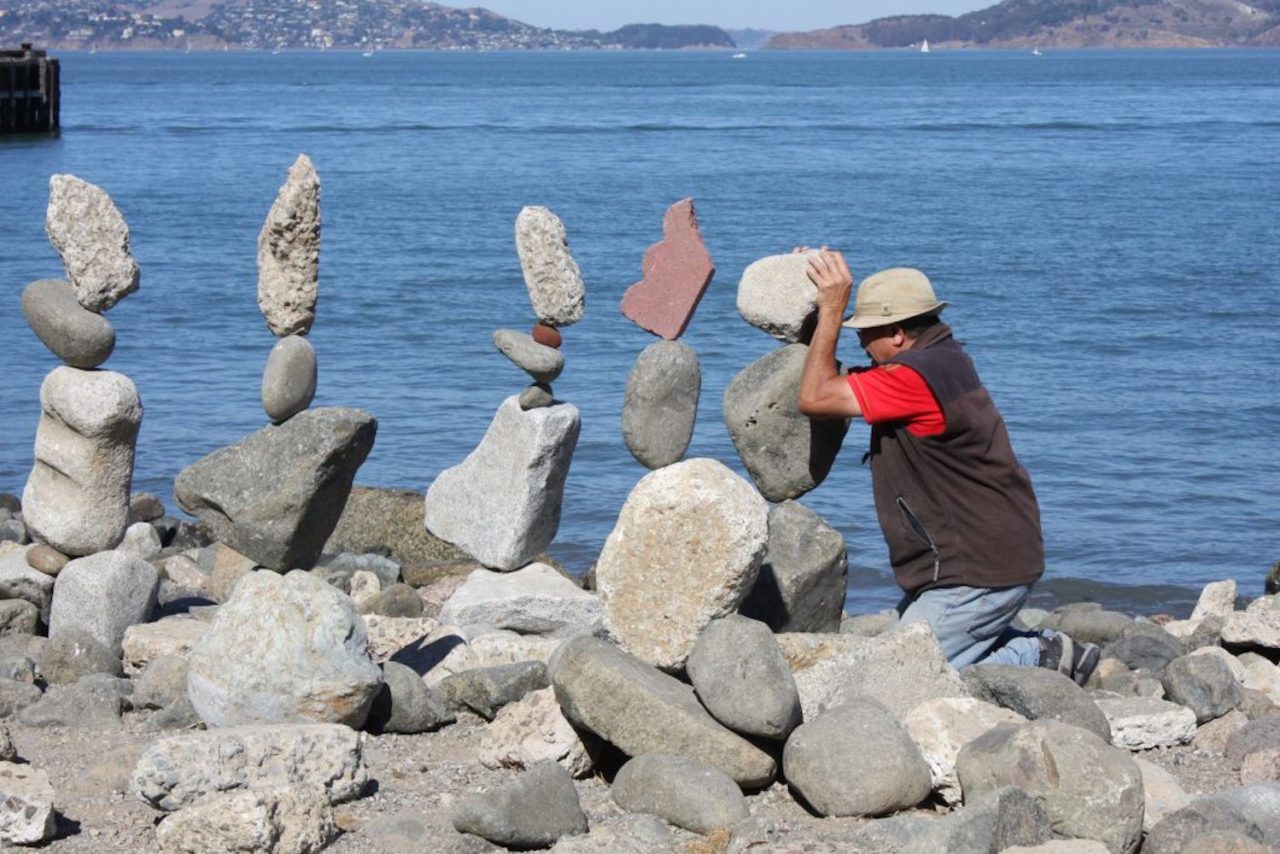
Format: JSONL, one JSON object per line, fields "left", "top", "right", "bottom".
{"left": 258, "top": 154, "right": 321, "bottom": 336}
{"left": 45, "top": 174, "right": 139, "bottom": 312}
{"left": 515, "top": 206, "right": 585, "bottom": 327}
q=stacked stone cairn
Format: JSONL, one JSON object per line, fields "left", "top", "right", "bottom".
{"left": 423, "top": 205, "right": 582, "bottom": 571}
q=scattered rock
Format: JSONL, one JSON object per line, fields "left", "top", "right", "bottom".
{"left": 49, "top": 550, "right": 160, "bottom": 656}
{"left": 121, "top": 618, "right": 208, "bottom": 675}
{"left": 1102, "top": 630, "right": 1184, "bottom": 673}
{"left": 175, "top": 407, "right": 376, "bottom": 571}
{"left": 45, "top": 173, "right": 140, "bottom": 311}
{"left": 425, "top": 397, "right": 579, "bottom": 571}
{"left": 783, "top": 698, "right": 932, "bottom": 817}
{"left": 963, "top": 663, "right": 1112, "bottom": 742}
{"left": 359, "top": 583, "right": 424, "bottom": 618}
{"left": 1194, "top": 709, "right": 1249, "bottom": 755}
{"left": 612, "top": 754, "right": 748, "bottom": 834}
{"left": 1225, "top": 715, "right": 1280, "bottom": 769}
{"left": 18, "top": 672, "right": 126, "bottom": 728}
{"left": 439, "top": 661, "right": 548, "bottom": 720}
{"left": 0, "top": 600, "right": 37, "bottom": 638}
{"left": 621, "top": 340, "right": 700, "bottom": 469}
{"left": 1222, "top": 596, "right": 1280, "bottom": 650}
{"left": 128, "top": 492, "right": 166, "bottom": 523}
{"left": 365, "top": 661, "right": 454, "bottom": 734}
{"left": 1200, "top": 782, "right": 1280, "bottom": 844}
{"left": 736, "top": 252, "right": 820, "bottom": 343}
{"left": 1240, "top": 746, "right": 1280, "bottom": 784}
{"left": 1134, "top": 756, "right": 1192, "bottom": 833}
{"left": 421, "top": 630, "right": 561, "bottom": 686}
{"left": 133, "top": 655, "right": 189, "bottom": 710}
{"left": 1266, "top": 562, "right": 1279, "bottom": 596}
{"left": 740, "top": 500, "right": 847, "bottom": 633}
{"left": 0, "top": 548, "right": 54, "bottom": 620}
{"left": 118, "top": 520, "right": 162, "bottom": 560}
{"left": 0, "top": 680, "right": 42, "bottom": 719}
{"left": 596, "top": 458, "right": 767, "bottom": 671}
{"left": 348, "top": 570, "right": 381, "bottom": 607}
{"left": 515, "top": 206, "right": 586, "bottom": 328}
{"left": 322, "top": 551, "right": 401, "bottom": 588}
{"left": 21, "top": 277, "right": 116, "bottom": 367}
{"left": 452, "top": 761, "right": 588, "bottom": 849}
{"left": 900, "top": 786, "right": 1054, "bottom": 854}
{"left": 262, "top": 334, "right": 318, "bottom": 423}
{"left": 620, "top": 197, "right": 714, "bottom": 340}
{"left": 478, "top": 687, "right": 593, "bottom": 778}
{"left": 37, "top": 630, "right": 121, "bottom": 684}
{"left": 1162, "top": 652, "right": 1242, "bottom": 723}
{"left": 327, "top": 487, "right": 470, "bottom": 565}
{"left": 1193, "top": 580, "right": 1239, "bottom": 621}
{"left": 0, "top": 761, "right": 56, "bottom": 845}
{"left": 362, "top": 615, "right": 439, "bottom": 663}
{"left": 900, "top": 696, "right": 1026, "bottom": 805}
{"left": 1039, "top": 606, "right": 1135, "bottom": 646}
{"left": 723, "top": 344, "right": 847, "bottom": 501}
{"left": 206, "top": 543, "right": 257, "bottom": 602}
{"left": 437, "top": 563, "right": 599, "bottom": 635}
{"left": 1144, "top": 800, "right": 1266, "bottom": 854}
{"left": 22, "top": 367, "right": 142, "bottom": 556}
{"left": 258, "top": 154, "right": 320, "bottom": 336}
{"left": 685, "top": 614, "right": 801, "bottom": 740}
{"left": 493, "top": 329, "right": 565, "bottom": 384}
{"left": 0, "top": 726, "right": 13, "bottom": 761}
{"left": 519, "top": 383, "right": 554, "bottom": 410}
{"left": 155, "top": 783, "right": 337, "bottom": 854}
{"left": 1095, "top": 696, "right": 1197, "bottom": 750}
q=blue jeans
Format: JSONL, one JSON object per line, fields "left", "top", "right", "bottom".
{"left": 898, "top": 584, "right": 1045, "bottom": 669}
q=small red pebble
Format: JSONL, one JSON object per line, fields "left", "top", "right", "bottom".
{"left": 532, "top": 323, "right": 562, "bottom": 349}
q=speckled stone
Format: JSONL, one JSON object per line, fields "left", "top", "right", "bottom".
{"left": 620, "top": 198, "right": 714, "bottom": 340}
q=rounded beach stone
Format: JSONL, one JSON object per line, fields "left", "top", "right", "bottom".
{"left": 20, "top": 278, "right": 116, "bottom": 368}
{"left": 515, "top": 206, "right": 585, "bottom": 328}
{"left": 261, "top": 334, "right": 318, "bottom": 423}
{"left": 686, "top": 614, "right": 801, "bottom": 740}
{"left": 531, "top": 323, "right": 562, "bottom": 348}
{"left": 1162, "top": 653, "right": 1242, "bottom": 724}
{"left": 612, "top": 754, "right": 749, "bottom": 834}
{"left": 621, "top": 340, "right": 700, "bottom": 470}
{"left": 493, "top": 329, "right": 564, "bottom": 383}
{"left": 519, "top": 383, "right": 554, "bottom": 410}
{"left": 25, "top": 545, "right": 67, "bottom": 577}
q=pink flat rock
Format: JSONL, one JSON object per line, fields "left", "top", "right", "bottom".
{"left": 620, "top": 198, "right": 715, "bottom": 340}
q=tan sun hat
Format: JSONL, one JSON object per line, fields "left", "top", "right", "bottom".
{"left": 842, "top": 267, "right": 947, "bottom": 330}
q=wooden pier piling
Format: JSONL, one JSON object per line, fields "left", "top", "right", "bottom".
{"left": 1, "top": 43, "right": 60, "bottom": 134}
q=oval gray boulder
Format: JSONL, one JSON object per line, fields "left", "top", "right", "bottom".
{"left": 736, "top": 252, "right": 820, "bottom": 344}
{"left": 21, "top": 279, "right": 116, "bottom": 368}
{"left": 621, "top": 340, "right": 700, "bottom": 470}
{"left": 686, "top": 614, "right": 801, "bottom": 740}
{"left": 612, "top": 754, "right": 749, "bottom": 834}
{"left": 261, "top": 334, "right": 317, "bottom": 423}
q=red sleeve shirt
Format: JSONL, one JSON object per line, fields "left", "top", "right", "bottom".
{"left": 847, "top": 363, "right": 947, "bottom": 437}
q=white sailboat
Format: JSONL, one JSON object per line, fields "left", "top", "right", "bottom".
{"left": 920, "top": 39, "right": 930, "bottom": 53}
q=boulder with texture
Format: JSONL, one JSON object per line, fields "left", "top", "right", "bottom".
{"left": 425, "top": 397, "right": 579, "bottom": 571}
{"left": 37, "top": 630, "right": 120, "bottom": 684}
{"left": 45, "top": 174, "right": 139, "bottom": 312}
{"left": 611, "top": 754, "right": 749, "bottom": 834}
{"left": 1162, "top": 652, "right": 1241, "bottom": 723}
{"left": 724, "top": 344, "right": 847, "bottom": 501}
{"left": 596, "top": 458, "right": 767, "bottom": 671}
{"left": 133, "top": 656, "right": 189, "bottom": 710}
{"left": 1225, "top": 715, "right": 1280, "bottom": 768}
{"left": 1200, "top": 782, "right": 1280, "bottom": 844}
{"left": 49, "top": 550, "right": 160, "bottom": 656}
{"left": 619, "top": 197, "right": 714, "bottom": 340}
{"left": 118, "top": 520, "right": 161, "bottom": 560}
{"left": 154, "top": 784, "right": 336, "bottom": 854}
{"left": 514, "top": 206, "right": 585, "bottom": 327}
{"left": 18, "top": 673, "right": 126, "bottom": 728}
{"left": 0, "top": 547, "right": 53, "bottom": 621}
{"left": 740, "top": 500, "right": 847, "bottom": 633}
{"left": 1144, "top": 800, "right": 1267, "bottom": 854}
{"left": 549, "top": 636, "right": 776, "bottom": 787}
{"left": 478, "top": 687, "right": 593, "bottom": 778}
{"left": 736, "top": 251, "right": 820, "bottom": 343}
{"left": 175, "top": 407, "right": 376, "bottom": 571}
{"left": 22, "top": 367, "right": 142, "bottom": 556}
{"left": 438, "top": 660, "right": 547, "bottom": 720}
{"left": 900, "top": 787, "right": 1054, "bottom": 854}
{"left": 1134, "top": 757, "right": 1192, "bottom": 832}
{"left": 261, "top": 334, "right": 318, "bottom": 423}
{"left": 685, "top": 614, "right": 801, "bottom": 740}
{"left": 437, "top": 563, "right": 600, "bottom": 634}
{"left": 1222, "top": 596, "right": 1280, "bottom": 650}
{"left": 130, "top": 724, "right": 367, "bottom": 811}
{"left": 1192, "top": 580, "right": 1238, "bottom": 621}
{"left": 0, "top": 601, "right": 37, "bottom": 638}
{"left": 1102, "top": 631, "right": 1184, "bottom": 673}
{"left": 0, "top": 762, "right": 56, "bottom": 845}
{"left": 21, "top": 278, "right": 115, "bottom": 368}
{"left": 783, "top": 698, "right": 933, "bottom": 817}
{"left": 186, "top": 570, "right": 383, "bottom": 728}
{"left": 326, "top": 486, "right": 470, "bottom": 565}
{"left": 451, "top": 761, "right": 588, "bottom": 849}
{"left": 1095, "top": 696, "right": 1197, "bottom": 750}
{"left": 900, "top": 696, "right": 1026, "bottom": 805}
{"left": 1038, "top": 606, "right": 1136, "bottom": 646}
{"left": 963, "top": 663, "right": 1112, "bottom": 742}
{"left": 621, "top": 340, "right": 700, "bottom": 469}
{"left": 956, "top": 719, "right": 1144, "bottom": 854}
{"left": 121, "top": 618, "right": 208, "bottom": 675}
{"left": 364, "top": 661, "right": 453, "bottom": 734}
{"left": 257, "top": 154, "right": 320, "bottom": 336}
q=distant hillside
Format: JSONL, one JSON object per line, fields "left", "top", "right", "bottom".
{"left": 766, "top": 0, "right": 1280, "bottom": 48}
{"left": 0, "top": 0, "right": 737, "bottom": 51}
{"left": 724, "top": 28, "right": 777, "bottom": 50}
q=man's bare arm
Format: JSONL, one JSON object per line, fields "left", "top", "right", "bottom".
{"left": 797, "top": 249, "right": 862, "bottom": 419}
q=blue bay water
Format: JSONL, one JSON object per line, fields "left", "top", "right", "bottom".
{"left": 1, "top": 49, "right": 1277, "bottom": 616}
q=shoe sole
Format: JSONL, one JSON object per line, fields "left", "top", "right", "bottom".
{"left": 1072, "top": 643, "right": 1101, "bottom": 686}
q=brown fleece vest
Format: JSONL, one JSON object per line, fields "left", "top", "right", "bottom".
{"left": 869, "top": 323, "right": 1044, "bottom": 596}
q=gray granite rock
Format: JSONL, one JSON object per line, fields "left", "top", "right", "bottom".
{"left": 612, "top": 754, "right": 748, "bottom": 834}
{"left": 319, "top": 552, "right": 401, "bottom": 588}
{"left": 1225, "top": 715, "right": 1280, "bottom": 768}
{"left": 686, "top": 614, "right": 801, "bottom": 740}
{"left": 597, "top": 458, "right": 767, "bottom": 671}
{"left": 0, "top": 761, "right": 56, "bottom": 845}
{"left": 1162, "top": 652, "right": 1241, "bottom": 723}
{"left": 1222, "top": 595, "right": 1280, "bottom": 650}
{"left": 1144, "top": 800, "right": 1266, "bottom": 854}
{"left": 0, "top": 601, "right": 37, "bottom": 638}
{"left": 19, "top": 672, "right": 127, "bottom": 728}
{"left": 365, "top": 661, "right": 455, "bottom": 734}
{"left": 261, "top": 334, "right": 317, "bottom": 423}
{"left": 22, "top": 367, "right": 142, "bottom": 556}
{"left": 49, "top": 550, "right": 160, "bottom": 657}
{"left": 0, "top": 548, "right": 53, "bottom": 622}
{"left": 621, "top": 340, "right": 700, "bottom": 469}
{"left": 519, "top": 382, "right": 554, "bottom": 410}
{"left": 723, "top": 344, "right": 847, "bottom": 501}
{"left": 21, "top": 278, "right": 116, "bottom": 368}
{"left": 154, "top": 784, "right": 337, "bottom": 854}
{"left": 257, "top": 154, "right": 320, "bottom": 336}
{"left": 452, "top": 761, "right": 588, "bottom": 849}
{"left": 0, "top": 680, "right": 43, "bottom": 719}
{"left": 38, "top": 630, "right": 121, "bottom": 685}
{"left": 782, "top": 698, "right": 932, "bottom": 817}
{"left": 736, "top": 252, "right": 820, "bottom": 343}
{"left": 186, "top": 569, "right": 383, "bottom": 728}
{"left": 478, "top": 687, "right": 593, "bottom": 778}
{"left": 1095, "top": 696, "right": 1197, "bottom": 750}
{"left": 45, "top": 174, "right": 139, "bottom": 312}
{"left": 901, "top": 787, "right": 1054, "bottom": 854}
{"left": 493, "top": 329, "right": 565, "bottom": 384}
{"left": 740, "top": 500, "right": 847, "bottom": 633}
{"left": 118, "top": 520, "right": 162, "bottom": 560}
{"left": 549, "top": 636, "right": 776, "bottom": 787}
{"left": 439, "top": 661, "right": 548, "bottom": 720}
{"left": 0, "top": 521, "right": 26, "bottom": 545}
{"left": 128, "top": 492, "right": 165, "bottom": 523}
{"left": 175, "top": 407, "right": 376, "bottom": 571}
{"left": 1039, "top": 606, "right": 1136, "bottom": 646}
{"left": 900, "top": 697, "right": 1026, "bottom": 806}
{"left": 1200, "top": 783, "right": 1280, "bottom": 845}
{"left": 130, "top": 724, "right": 368, "bottom": 811}
{"left": 1102, "top": 631, "right": 1184, "bottom": 673}
{"left": 426, "top": 397, "right": 579, "bottom": 571}
{"left": 133, "top": 655, "right": 188, "bottom": 710}
{"left": 963, "top": 663, "right": 1112, "bottom": 742}
{"left": 514, "top": 206, "right": 585, "bottom": 328}
{"left": 956, "top": 719, "right": 1144, "bottom": 854}
{"left": 437, "top": 563, "right": 600, "bottom": 635}
{"left": 359, "top": 583, "right": 424, "bottom": 618}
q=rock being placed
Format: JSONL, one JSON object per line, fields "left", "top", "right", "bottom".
{"left": 724, "top": 344, "right": 847, "bottom": 502}
{"left": 736, "top": 251, "right": 820, "bottom": 343}
{"left": 452, "top": 761, "right": 588, "bottom": 849}
{"left": 611, "top": 754, "right": 749, "bottom": 835}
{"left": 261, "top": 334, "right": 318, "bottom": 423}
{"left": 49, "top": 550, "right": 160, "bottom": 656}
{"left": 493, "top": 329, "right": 565, "bottom": 383}
{"left": 45, "top": 174, "right": 140, "bottom": 312}
{"left": 621, "top": 339, "right": 700, "bottom": 470}
{"left": 425, "top": 396, "right": 579, "bottom": 571}
{"left": 596, "top": 458, "right": 768, "bottom": 671}
{"left": 515, "top": 206, "right": 585, "bottom": 328}
{"left": 175, "top": 407, "right": 376, "bottom": 571}
{"left": 21, "top": 278, "right": 116, "bottom": 368}
{"left": 620, "top": 198, "right": 714, "bottom": 340}
{"left": 686, "top": 614, "right": 801, "bottom": 740}
{"left": 258, "top": 154, "right": 321, "bottom": 337}
{"left": 437, "top": 563, "right": 600, "bottom": 634}
{"left": 154, "top": 784, "right": 336, "bottom": 854}
{"left": 186, "top": 570, "right": 383, "bottom": 728}
{"left": 0, "top": 762, "right": 56, "bottom": 845}
{"left": 22, "top": 367, "right": 142, "bottom": 556}
{"left": 740, "top": 499, "right": 847, "bottom": 633}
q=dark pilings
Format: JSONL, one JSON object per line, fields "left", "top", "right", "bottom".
{"left": 1, "top": 43, "right": 60, "bottom": 134}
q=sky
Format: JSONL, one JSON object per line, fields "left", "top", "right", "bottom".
{"left": 476, "top": 1, "right": 993, "bottom": 32}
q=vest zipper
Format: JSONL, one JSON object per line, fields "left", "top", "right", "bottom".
{"left": 896, "top": 496, "right": 941, "bottom": 583}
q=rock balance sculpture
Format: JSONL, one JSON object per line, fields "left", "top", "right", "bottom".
{"left": 21, "top": 175, "right": 144, "bottom": 557}
{"left": 175, "top": 155, "right": 376, "bottom": 573}
{"left": 424, "top": 206, "right": 583, "bottom": 571}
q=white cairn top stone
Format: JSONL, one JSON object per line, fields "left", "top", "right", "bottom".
{"left": 45, "top": 174, "right": 140, "bottom": 313}
{"left": 258, "top": 154, "right": 321, "bottom": 336}
{"left": 515, "top": 206, "right": 585, "bottom": 327}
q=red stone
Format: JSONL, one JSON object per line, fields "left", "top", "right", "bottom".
{"left": 620, "top": 198, "right": 715, "bottom": 340}
{"left": 531, "top": 323, "right": 562, "bottom": 349}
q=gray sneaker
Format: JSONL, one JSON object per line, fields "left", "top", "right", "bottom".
{"left": 1038, "top": 632, "right": 1100, "bottom": 686}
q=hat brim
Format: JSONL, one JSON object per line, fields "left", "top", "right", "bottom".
{"left": 841, "top": 301, "right": 947, "bottom": 330}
